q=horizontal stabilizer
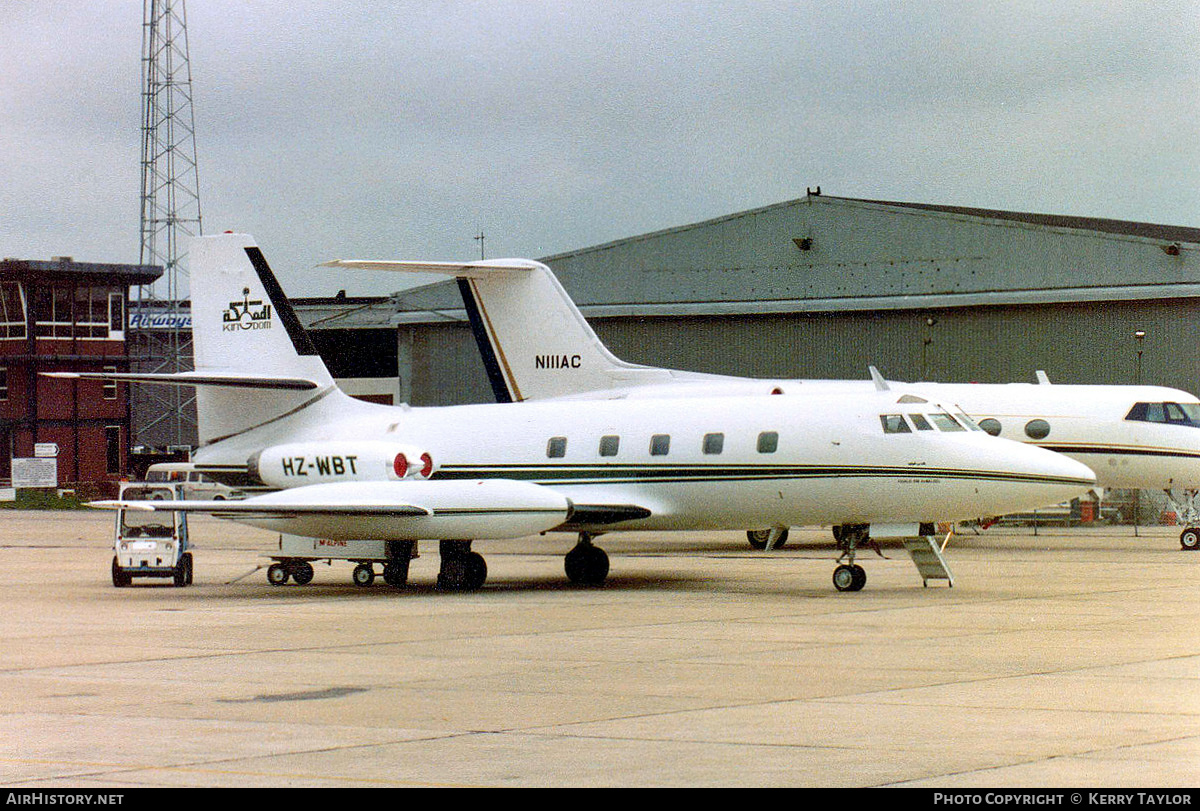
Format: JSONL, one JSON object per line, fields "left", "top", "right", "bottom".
{"left": 42, "top": 371, "right": 320, "bottom": 391}
{"left": 319, "top": 259, "right": 536, "bottom": 278}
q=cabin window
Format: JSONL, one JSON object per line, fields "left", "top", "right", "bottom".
{"left": 649, "top": 434, "right": 671, "bottom": 456}
{"left": 1024, "top": 419, "right": 1051, "bottom": 440}
{"left": 929, "top": 413, "right": 966, "bottom": 432}
{"left": 599, "top": 435, "right": 620, "bottom": 457}
{"left": 757, "top": 431, "right": 779, "bottom": 453}
{"left": 978, "top": 418, "right": 1002, "bottom": 436}
{"left": 702, "top": 432, "right": 724, "bottom": 454}
{"left": 880, "top": 415, "right": 912, "bottom": 434}
{"left": 546, "top": 436, "right": 567, "bottom": 458}
{"left": 909, "top": 413, "right": 934, "bottom": 431}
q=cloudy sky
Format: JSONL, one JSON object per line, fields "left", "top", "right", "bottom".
{"left": 2, "top": 1, "right": 1198, "bottom": 296}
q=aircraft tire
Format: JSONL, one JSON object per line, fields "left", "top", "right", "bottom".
{"left": 565, "top": 544, "right": 609, "bottom": 586}
{"left": 850, "top": 564, "right": 866, "bottom": 591}
{"left": 747, "top": 529, "right": 789, "bottom": 550}
{"left": 1181, "top": 528, "right": 1200, "bottom": 551}
{"left": 833, "top": 564, "right": 866, "bottom": 592}
{"left": 438, "top": 553, "right": 486, "bottom": 591}
{"left": 383, "top": 559, "right": 410, "bottom": 587}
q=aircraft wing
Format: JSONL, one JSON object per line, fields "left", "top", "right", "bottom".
{"left": 92, "top": 480, "right": 650, "bottom": 541}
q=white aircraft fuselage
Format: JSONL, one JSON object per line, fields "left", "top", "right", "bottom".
{"left": 193, "top": 386, "right": 1095, "bottom": 540}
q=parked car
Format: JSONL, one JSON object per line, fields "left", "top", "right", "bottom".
{"left": 144, "top": 463, "right": 241, "bottom": 500}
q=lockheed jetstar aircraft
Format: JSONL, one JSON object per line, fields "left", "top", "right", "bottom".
{"left": 56, "top": 234, "right": 1095, "bottom": 593}
{"left": 332, "top": 257, "right": 1200, "bottom": 551}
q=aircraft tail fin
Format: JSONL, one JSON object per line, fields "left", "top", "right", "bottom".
{"left": 322, "top": 258, "right": 660, "bottom": 401}
{"left": 187, "top": 234, "right": 342, "bottom": 444}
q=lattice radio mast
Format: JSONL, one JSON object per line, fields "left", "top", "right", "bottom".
{"left": 134, "top": 0, "right": 203, "bottom": 453}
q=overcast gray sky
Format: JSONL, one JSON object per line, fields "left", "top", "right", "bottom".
{"left": 2, "top": 1, "right": 1198, "bottom": 296}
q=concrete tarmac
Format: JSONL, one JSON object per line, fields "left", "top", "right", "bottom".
{"left": 1, "top": 509, "right": 1198, "bottom": 788}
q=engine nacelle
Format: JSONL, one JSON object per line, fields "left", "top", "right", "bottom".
{"left": 249, "top": 442, "right": 436, "bottom": 489}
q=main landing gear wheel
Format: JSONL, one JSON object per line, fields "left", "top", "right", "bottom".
{"left": 1181, "top": 527, "right": 1200, "bottom": 551}
{"left": 747, "top": 528, "right": 789, "bottom": 550}
{"left": 437, "top": 541, "right": 487, "bottom": 591}
{"left": 383, "top": 559, "right": 410, "bottom": 587}
{"left": 383, "top": 541, "right": 415, "bottom": 588}
{"left": 267, "top": 563, "right": 289, "bottom": 586}
{"left": 565, "top": 534, "right": 610, "bottom": 586}
{"left": 832, "top": 564, "right": 866, "bottom": 592}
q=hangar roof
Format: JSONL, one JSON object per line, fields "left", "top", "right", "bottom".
{"left": 849, "top": 198, "right": 1200, "bottom": 244}
{"left": 380, "top": 192, "right": 1200, "bottom": 325}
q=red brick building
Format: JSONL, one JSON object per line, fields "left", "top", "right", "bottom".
{"left": 0, "top": 257, "right": 161, "bottom": 492}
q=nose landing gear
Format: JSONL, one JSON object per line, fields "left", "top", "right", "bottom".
{"left": 832, "top": 524, "right": 870, "bottom": 592}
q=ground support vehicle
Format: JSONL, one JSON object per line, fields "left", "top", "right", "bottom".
{"left": 111, "top": 483, "right": 192, "bottom": 587}
{"left": 266, "top": 534, "right": 418, "bottom": 587}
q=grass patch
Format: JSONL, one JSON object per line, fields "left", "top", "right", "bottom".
{"left": 0, "top": 489, "right": 89, "bottom": 510}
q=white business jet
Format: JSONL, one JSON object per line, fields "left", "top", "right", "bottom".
{"left": 55, "top": 234, "right": 1094, "bottom": 592}
{"left": 335, "top": 257, "right": 1200, "bottom": 550}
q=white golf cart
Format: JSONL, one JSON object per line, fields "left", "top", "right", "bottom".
{"left": 111, "top": 482, "right": 193, "bottom": 587}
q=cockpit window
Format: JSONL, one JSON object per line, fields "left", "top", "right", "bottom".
{"left": 955, "top": 411, "right": 984, "bottom": 431}
{"left": 880, "top": 415, "right": 912, "bottom": 434}
{"left": 929, "top": 413, "right": 966, "bottom": 432}
{"left": 909, "top": 413, "right": 934, "bottom": 431}
{"left": 1126, "top": 402, "right": 1200, "bottom": 428}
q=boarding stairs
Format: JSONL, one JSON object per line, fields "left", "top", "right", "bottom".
{"left": 901, "top": 534, "right": 955, "bottom": 587}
